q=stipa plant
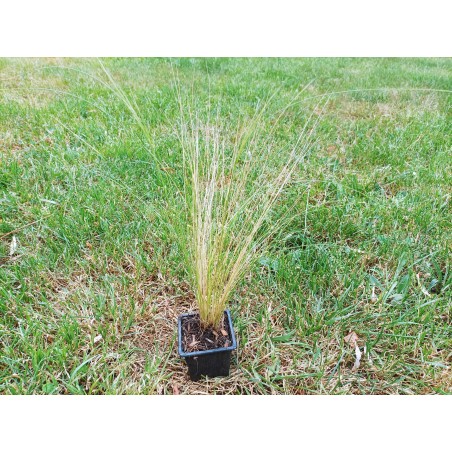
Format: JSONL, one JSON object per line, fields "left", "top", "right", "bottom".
{"left": 100, "top": 64, "right": 323, "bottom": 331}
{"left": 176, "top": 104, "right": 320, "bottom": 329}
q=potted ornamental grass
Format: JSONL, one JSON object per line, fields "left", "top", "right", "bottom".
{"left": 102, "top": 65, "right": 321, "bottom": 380}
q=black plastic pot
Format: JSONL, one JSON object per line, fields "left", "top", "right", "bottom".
{"left": 178, "top": 309, "right": 237, "bottom": 381}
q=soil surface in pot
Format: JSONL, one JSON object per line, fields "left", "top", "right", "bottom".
{"left": 182, "top": 312, "right": 231, "bottom": 353}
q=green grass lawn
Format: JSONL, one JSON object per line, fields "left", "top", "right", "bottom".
{"left": 0, "top": 58, "right": 451, "bottom": 394}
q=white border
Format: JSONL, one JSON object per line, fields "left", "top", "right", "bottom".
{"left": 0, "top": 1, "right": 451, "bottom": 56}
{"left": 0, "top": 396, "right": 450, "bottom": 451}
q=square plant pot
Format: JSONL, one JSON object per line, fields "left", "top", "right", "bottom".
{"left": 178, "top": 309, "right": 237, "bottom": 381}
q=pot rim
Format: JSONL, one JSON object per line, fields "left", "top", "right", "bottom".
{"left": 178, "top": 309, "right": 237, "bottom": 358}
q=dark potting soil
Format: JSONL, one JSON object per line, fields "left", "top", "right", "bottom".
{"left": 182, "top": 312, "right": 231, "bottom": 353}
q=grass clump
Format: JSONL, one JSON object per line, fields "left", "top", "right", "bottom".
{"left": 176, "top": 101, "right": 318, "bottom": 329}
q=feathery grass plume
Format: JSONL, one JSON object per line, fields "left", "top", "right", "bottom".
{"left": 100, "top": 61, "right": 325, "bottom": 330}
